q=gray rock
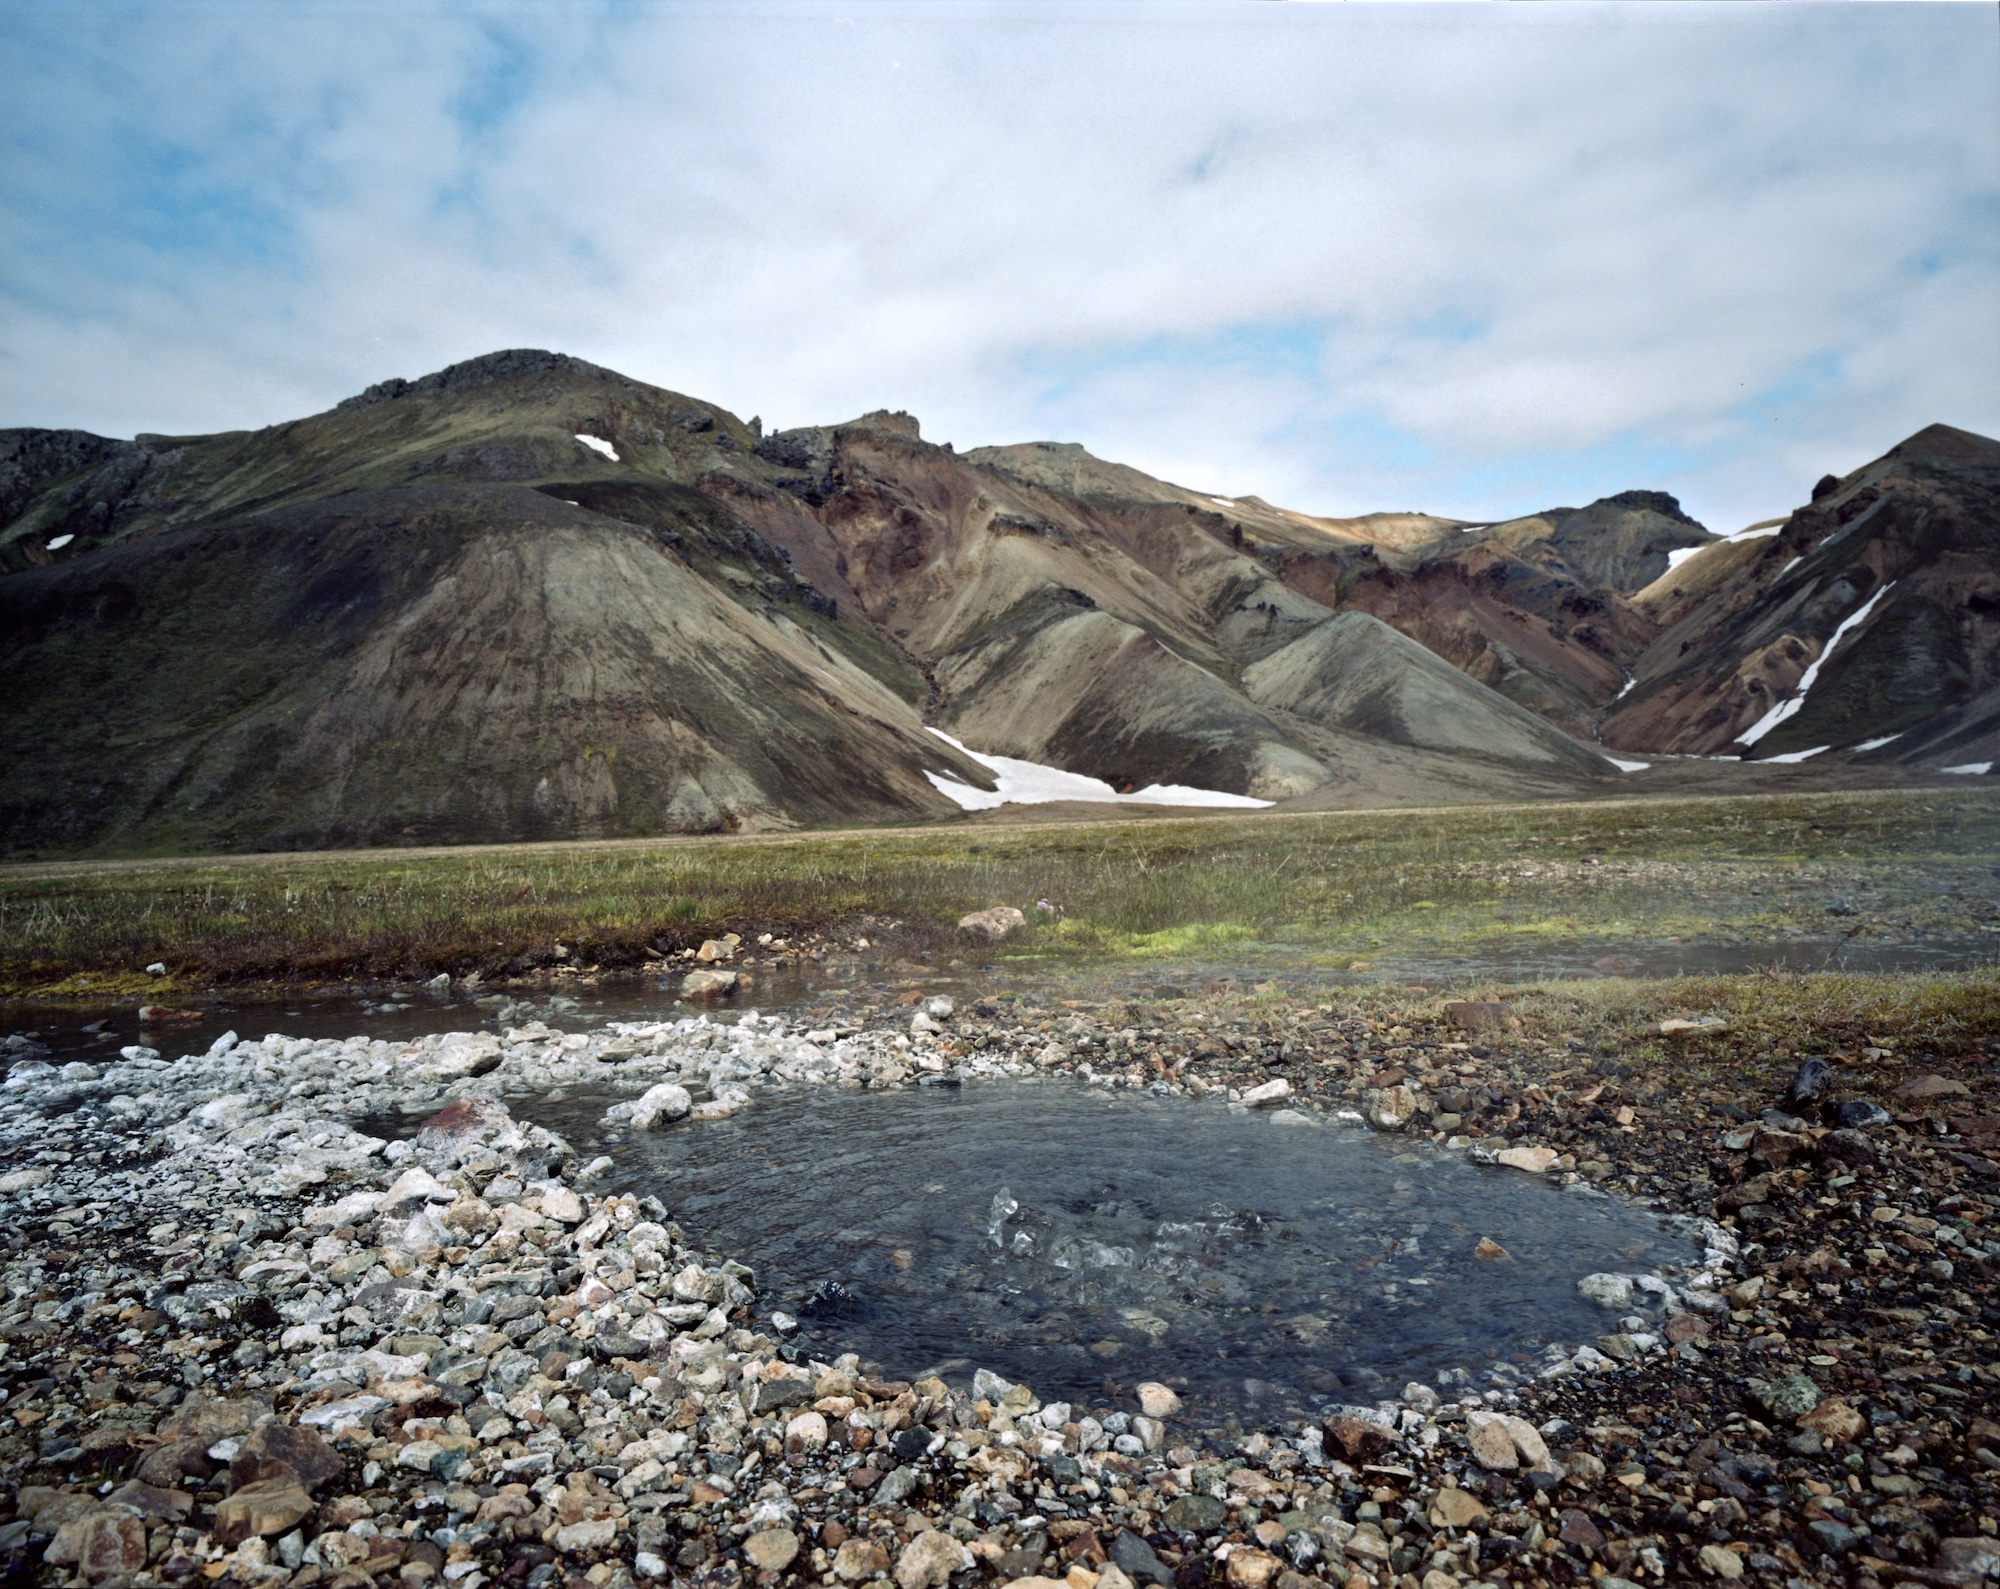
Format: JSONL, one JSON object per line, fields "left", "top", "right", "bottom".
{"left": 1162, "top": 1495, "right": 1228, "bottom": 1533}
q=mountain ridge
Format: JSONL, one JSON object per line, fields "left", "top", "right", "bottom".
{"left": 1, "top": 350, "right": 1989, "bottom": 855}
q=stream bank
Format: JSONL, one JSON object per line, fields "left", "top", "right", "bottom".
{"left": 0, "top": 985, "right": 1994, "bottom": 1589}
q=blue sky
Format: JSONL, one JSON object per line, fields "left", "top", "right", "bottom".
{"left": 2, "top": 1, "right": 1996, "bottom": 533}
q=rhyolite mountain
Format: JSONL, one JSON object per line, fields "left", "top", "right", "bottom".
{"left": 1603, "top": 423, "right": 2000, "bottom": 768}
{"left": 0, "top": 350, "right": 1989, "bottom": 854}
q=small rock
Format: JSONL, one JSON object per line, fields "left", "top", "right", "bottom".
{"left": 681, "top": 969, "right": 738, "bottom": 999}
{"left": 834, "top": 1540, "right": 893, "bottom": 1582}
{"left": 1697, "top": 1543, "right": 1745, "bottom": 1579}
{"left": 1466, "top": 1417, "right": 1518, "bottom": 1470}
{"left": 1443, "top": 1001, "right": 1521, "bottom": 1033}
{"left": 1780, "top": 1055, "right": 1832, "bottom": 1111}
{"left": 1239, "top": 1078, "right": 1291, "bottom": 1108}
{"left": 1494, "top": 1145, "right": 1558, "bottom": 1174}
{"left": 212, "top": 1479, "right": 313, "bottom": 1546}
{"left": 1474, "top": 1237, "right": 1510, "bottom": 1260}
{"left": 1806, "top": 1519, "right": 1859, "bottom": 1556}
{"left": 1755, "top": 1373, "right": 1820, "bottom": 1419}
{"left": 1659, "top": 1016, "right": 1727, "bottom": 1036}
{"left": 1823, "top": 1099, "right": 1892, "bottom": 1129}
{"left": 1223, "top": 1548, "right": 1283, "bottom": 1589}
{"left": 628, "top": 1082, "right": 693, "bottom": 1129}
{"left": 1109, "top": 1531, "right": 1172, "bottom": 1586}
{"left": 784, "top": 1410, "right": 828, "bottom": 1452}
{"left": 744, "top": 1529, "right": 800, "bottom": 1572}
{"left": 1558, "top": 1509, "right": 1605, "bottom": 1550}
{"left": 895, "top": 1528, "right": 971, "bottom": 1589}
{"left": 1136, "top": 1381, "right": 1181, "bottom": 1418}
{"left": 230, "top": 1421, "right": 345, "bottom": 1494}
{"left": 1797, "top": 1397, "right": 1866, "bottom": 1444}
{"left": 957, "top": 906, "right": 1027, "bottom": 941}
{"left": 1937, "top": 1539, "right": 2000, "bottom": 1578}
{"left": 555, "top": 1518, "right": 619, "bottom": 1553}
{"left": 1363, "top": 1084, "right": 1417, "bottom": 1131}
{"left": 1322, "top": 1413, "right": 1396, "bottom": 1462}
{"left": 1896, "top": 1074, "right": 1970, "bottom": 1099}
{"left": 48, "top": 1511, "right": 145, "bottom": 1580}
{"left": 1428, "top": 1487, "right": 1488, "bottom": 1529}
{"left": 1162, "top": 1495, "right": 1228, "bottom": 1533}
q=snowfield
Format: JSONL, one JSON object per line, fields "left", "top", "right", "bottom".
{"left": 924, "top": 730, "right": 1274, "bottom": 810}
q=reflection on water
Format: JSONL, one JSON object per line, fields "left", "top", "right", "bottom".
{"left": 533, "top": 1083, "right": 1703, "bottom": 1430}
{"left": 6, "top": 935, "right": 1990, "bottom": 1068}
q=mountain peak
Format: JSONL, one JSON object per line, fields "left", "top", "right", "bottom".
{"left": 335, "top": 348, "right": 621, "bottom": 412}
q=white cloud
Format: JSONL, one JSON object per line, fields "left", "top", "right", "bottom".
{"left": 0, "top": 2, "right": 1993, "bottom": 533}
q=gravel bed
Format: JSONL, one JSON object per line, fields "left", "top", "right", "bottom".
{"left": 0, "top": 989, "right": 1994, "bottom": 1589}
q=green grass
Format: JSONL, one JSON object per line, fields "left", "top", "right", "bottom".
{"left": 1, "top": 787, "right": 1995, "bottom": 995}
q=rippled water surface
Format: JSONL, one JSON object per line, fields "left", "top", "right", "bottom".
{"left": 539, "top": 1083, "right": 1702, "bottom": 1428}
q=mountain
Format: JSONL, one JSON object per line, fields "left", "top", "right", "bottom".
{"left": 1267, "top": 491, "right": 1713, "bottom": 738}
{"left": 4, "top": 349, "right": 1984, "bottom": 855}
{"left": 0, "top": 350, "right": 1648, "bottom": 853}
{"left": 1602, "top": 423, "right": 2000, "bottom": 769}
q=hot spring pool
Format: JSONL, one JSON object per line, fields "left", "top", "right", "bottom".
{"left": 532, "top": 1082, "right": 1706, "bottom": 1431}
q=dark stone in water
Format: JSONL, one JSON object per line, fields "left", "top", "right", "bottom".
{"left": 798, "top": 1280, "right": 865, "bottom": 1321}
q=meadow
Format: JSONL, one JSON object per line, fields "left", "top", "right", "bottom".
{"left": 2, "top": 787, "right": 1995, "bottom": 1000}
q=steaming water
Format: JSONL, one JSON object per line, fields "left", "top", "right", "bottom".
{"left": 537, "top": 1082, "right": 1703, "bottom": 1430}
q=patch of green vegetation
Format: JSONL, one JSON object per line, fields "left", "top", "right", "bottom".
{"left": 0, "top": 787, "right": 1993, "bottom": 995}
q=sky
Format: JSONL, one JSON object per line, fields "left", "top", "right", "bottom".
{"left": 2, "top": 2, "right": 1996, "bottom": 534}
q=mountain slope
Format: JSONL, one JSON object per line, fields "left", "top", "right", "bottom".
{"left": 1266, "top": 492, "right": 1713, "bottom": 736}
{"left": 0, "top": 348, "right": 1725, "bottom": 854}
{"left": 0, "top": 479, "right": 998, "bottom": 851}
{"left": 1604, "top": 424, "right": 2000, "bottom": 769}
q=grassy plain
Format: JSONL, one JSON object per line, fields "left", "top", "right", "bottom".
{"left": 1, "top": 787, "right": 1996, "bottom": 999}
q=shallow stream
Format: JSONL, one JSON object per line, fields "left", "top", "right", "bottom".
{"left": 532, "top": 1083, "right": 1704, "bottom": 1431}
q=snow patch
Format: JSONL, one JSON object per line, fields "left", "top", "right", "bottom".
{"left": 1943, "top": 763, "right": 1993, "bottom": 776}
{"left": 1737, "top": 581, "right": 1896, "bottom": 748}
{"left": 1853, "top": 734, "right": 1902, "bottom": 753}
{"left": 1776, "top": 557, "right": 1801, "bottom": 579}
{"left": 1613, "top": 671, "right": 1636, "bottom": 702}
{"left": 46, "top": 534, "right": 74, "bottom": 551}
{"left": 1603, "top": 758, "right": 1651, "bottom": 773}
{"left": 575, "top": 433, "right": 618, "bottom": 461}
{"left": 1664, "top": 524, "right": 1780, "bottom": 578}
{"left": 923, "top": 730, "right": 1272, "bottom": 811}
{"left": 1209, "top": 497, "right": 1235, "bottom": 508}
{"left": 1765, "top": 746, "right": 1828, "bottom": 764}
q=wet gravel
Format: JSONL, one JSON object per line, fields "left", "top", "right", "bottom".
{"left": 0, "top": 978, "right": 1995, "bottom": 1589}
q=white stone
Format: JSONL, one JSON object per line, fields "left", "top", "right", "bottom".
{"left": 628, "top": 1083, "right": 692, "bottom": 1129}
